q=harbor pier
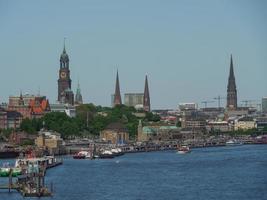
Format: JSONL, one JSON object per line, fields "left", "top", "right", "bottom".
{"left": 0, "top": 156, "right": 62, "bottom": 197}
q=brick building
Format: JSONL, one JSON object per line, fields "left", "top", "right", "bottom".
{"left": 8, "top": 93, "right": 50, "bottom": 119}
{"left": 100, "top": 122, "right": 129, "bottom": 144}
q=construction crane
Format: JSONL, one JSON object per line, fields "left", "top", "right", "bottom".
{"left": 214, "top": 95, "right": 226, "bottom": 108}
{"left": 201, "top": 100, "right": 215, "bottom": 108}
{"left": 241, "top": 100, "right": 256, "bottom": 107}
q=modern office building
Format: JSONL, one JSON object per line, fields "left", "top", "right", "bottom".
{"left": 124, "top": 93, "right": 143, "bottom": 108}
{"left": 262, "top": 97, "right": 267, "bottom": 113}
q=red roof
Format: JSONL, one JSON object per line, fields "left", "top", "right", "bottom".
{"left": 29, "top": 99, "right": 50, "bottom": 114}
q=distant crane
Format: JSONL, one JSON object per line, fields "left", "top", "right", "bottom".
{"left": 201, "top": 100, "right": 215, "bottom": 108}
{"left": 214, "top": 95, "right": 226, "bottom": 108}
{"left": 241, "top": 100, "right": 256, "bottom": 108}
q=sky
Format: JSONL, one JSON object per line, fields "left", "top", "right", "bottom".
{"left": 0, "top": 0, "right": 266, "bottom": 109}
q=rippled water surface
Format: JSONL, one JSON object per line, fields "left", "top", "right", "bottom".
{"left": 0, "top": 145, "right": 267, "bottom": 200}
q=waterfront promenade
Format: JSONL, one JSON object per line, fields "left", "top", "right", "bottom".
{"left": 65, "top": 135, "right": 267, "bottom": 155}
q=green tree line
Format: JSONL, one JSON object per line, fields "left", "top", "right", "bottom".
{"left": 19, "top": 104, "right": 160, "bottom": 139}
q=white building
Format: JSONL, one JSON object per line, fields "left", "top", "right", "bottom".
{"left": 50, "top": 104, "right": 76, "bottom": 117}
{"left": 234, "top": 117, "right": 255, "bottom": 130}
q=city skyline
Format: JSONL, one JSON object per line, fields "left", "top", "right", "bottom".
{"left": 0, "top": 0, "right": 267, "bottom": 109}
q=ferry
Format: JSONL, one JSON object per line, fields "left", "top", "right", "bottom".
{"left": 177, "top": 145, "right": 191, "bottom": 154}
{"left": 15, "top": 156, "right": 62, "bottom": 171}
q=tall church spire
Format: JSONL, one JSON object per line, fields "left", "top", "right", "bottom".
{"left": 58, "top": 40, "right": 74, "bottom": 105}
{"left": 60, "top": 38, "right": 69, "bottom": 69}
{"left": 227, "top": 54, "right": 237, "bottom": 110}
{"left": 230, "top": 55, "right": 234, "bottom": 76}
{"left": 63, "top": 37, "right": 66, "bottom": 53}
{"left": 113, "top": 70, "right": 122, "bottom": 106}
{"left": 143, "top": 75, "right": 151, "bottom": 112}
{"left": 75, "top": 80, "right": 83, "bottom": 105}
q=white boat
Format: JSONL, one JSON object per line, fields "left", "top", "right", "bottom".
{"left": 177, "top": 146, "right": 191, "bottom": 154}
{"left": 111, "top": 148, "right": 124, "bottom": 156}
{"left": 73, "top": 151, "right": 90, "bottom": 159}
{"left": 226, "top": 139, "right": 243, "bottom": 146}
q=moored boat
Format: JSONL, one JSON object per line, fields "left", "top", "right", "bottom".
{"left": 11, "top": 167, "right": 22, "bottom": 177}
{"left": 73, "top": 151, "right": 94, "bottom": 159}
{"left": 15, "top": 155, "right": 62, "bottom": 171}
{"left": 0, "top": 163, "right": 22, "bottom": 177}
{"left": 226, "top": 139, "right": 243, "bottom": 146}
{"left": 0, "top": 145, "right": 20, "bottom": 159}
{"left": 98, "top": 150, "right": 115, "bottom": 159}
{"left": 177, "top": 145, "right": 191, "bottom": 154}
{"left": 0, "top": 167, "right": 10, "bottom": 177}
{"left": 110, "top": 148, "right": 124, "bottom": 157}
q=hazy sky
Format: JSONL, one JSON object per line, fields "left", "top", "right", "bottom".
{"left": 0, "top": 0, "right": 266, "bottom": 109}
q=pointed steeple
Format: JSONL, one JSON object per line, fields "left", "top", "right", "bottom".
{"left": 229, "top": 54, "right": 235, "bottom": 80}
{"left": 113, "top": 70, "right": 122, "bottom": 106}
{"left": 227, "top": 54, "right": 237, "bottom": 110}
{"left": 60, "top": 38, "right": 69, "bottom": 68}
{"left": 143, "top": 75, "right": 150, "bottom": 112}
{"left": 19, "top": 90, "right": 24, "bottom": 106}
{"left": 75, "top": 80, "right": 83, "bottom": 105}
{"left": 63, "top": 37, "right": 66, "bottom": 54}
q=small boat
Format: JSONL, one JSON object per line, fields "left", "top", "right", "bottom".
{"left": 226, "top": 139, "right": 243, "bottom": 146}
{"left": 0, "top": 167, "right": 10, "bottom": 177}
{"left": 73, "top": 151, "right": 88, "bottom": 159}
{"left": 97, "top": 150, "right": 115, "bottom": 159}
{"left": 0, "top": 162, "right": 22, "bottom": 177}
{"left": 177, "top": 145, "right": 191, "bottom": 154}
{"left": 11, "top": 167, "right": 22, "bottom": 177}
{"left": 110, "top": 148, "right": 124, "bottom": 157}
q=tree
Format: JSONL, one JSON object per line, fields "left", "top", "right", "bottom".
{"left": 145, "top": 112, "right": 160, "bottom": 122}
{"left": 20, "top": 118, "right": 38, "bottom": 134}
{"left": 61, "top": 121, "right": 79, "bottom": 139}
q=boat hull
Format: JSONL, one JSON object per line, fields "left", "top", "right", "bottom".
{"left": 0, "top": 151, "right": 19, "bottom": 159}
{"left": 97, "top": 154, "right": 115, "bottom": 159}
{"left": 73, "top": 155, "right": 86, "bottom": 159}
{"left": 177, "top": 150, "right": 190, "bottom": 154}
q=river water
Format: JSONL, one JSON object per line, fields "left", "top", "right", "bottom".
{"left": 0, "top": 145, "right": 266, "bottom": 200}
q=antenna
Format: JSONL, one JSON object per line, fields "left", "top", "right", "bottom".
{"left": 38, "top": 86, "right": 40, "bottom": 96}
{"left": 201, "top": 100, "right": 215, "bottom": 108}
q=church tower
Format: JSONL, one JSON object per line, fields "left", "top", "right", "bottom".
{"left": 113, "top": 70, "right": 122, "bottom": 106}
{"left": 75, "top": 81, "right": 83, "bottom": 105}
{"left": 57, "top": 40, "right": 74, "bottom": 105}
{"left": 227, "top": 55, "right": 237, "bottom": 110}
{"left": 137, "top": 120, "right": 143, "bottom": 142}
{"left": 143, "top": 75, "right": 151, "bottom": 112}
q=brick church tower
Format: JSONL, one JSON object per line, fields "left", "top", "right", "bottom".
{"left": 226, "top": 55, "right": 237, "bottom": 110}
{"left": 57, "top": 41, "right": 74, "bottom": 105}
{"left": 113, "top": 70, "right": 122, "bottom": 106}
{"left": 143, "top": 75, "right": 151, "bottom": 112}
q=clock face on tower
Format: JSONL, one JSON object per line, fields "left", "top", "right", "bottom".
{"left": 60, "top": 72, "right": 66, "bottom": 79}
